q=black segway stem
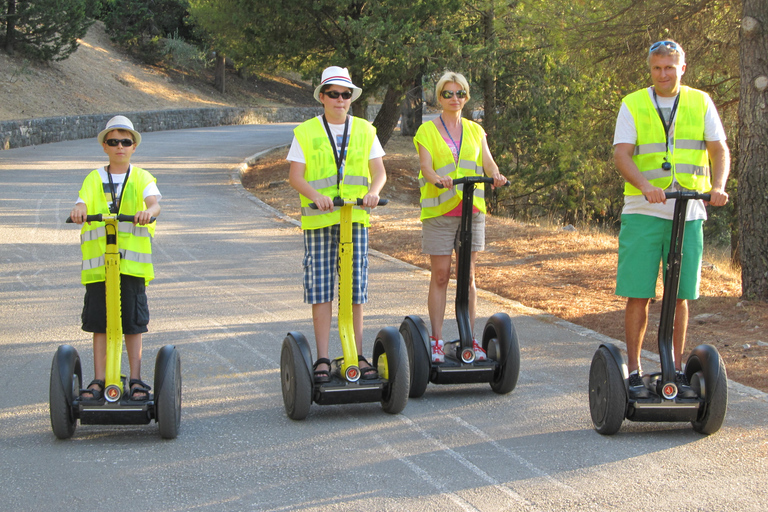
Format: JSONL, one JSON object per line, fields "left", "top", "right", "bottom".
{"left": 657, "top": 191, "right": 711, "bottom": 395}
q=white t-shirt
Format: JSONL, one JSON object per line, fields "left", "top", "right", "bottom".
{"left": 613, "top": 87, "right": 726, "bottom": 220}
{"left": 77, "top": 166, "right": 162, "bottom": 212}
{"left": 286, "top": 116, "right": 385, "bottom": 176}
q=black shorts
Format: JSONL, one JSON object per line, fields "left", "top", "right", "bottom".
{"left": 81, "top": 274, "right": 149, "bottom": 335}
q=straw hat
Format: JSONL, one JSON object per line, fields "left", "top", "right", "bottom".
{"left": 97, "top": 115, "right": 142, "bottom": 147}
{"left": 313, "top": 66, "right": 362, "bottom": 103}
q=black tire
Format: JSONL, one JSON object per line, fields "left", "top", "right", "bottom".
{"left": 588, "top": 345, "right": 626, "bottom": 435}
{"left": 399, "top": 315, "right": 430, "bottom": 398}
{"left": 373, "top": 326, "right": 409, "bottom": 414}
{"left": 687, "top": 345, "right": 728, "bottom": 435}
{"left": 155, "top": 346, "right": 182, "bottom": 439}
{"left": 483, "top": 313, "right": 520, "bottom": 394}
{"left": 280, "top": 334, "right": 313, "bottom": 420}
{"left": 49, "top": 345, "right": 81, "bottom": 439}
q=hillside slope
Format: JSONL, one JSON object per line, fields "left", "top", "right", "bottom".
{"left": 0, "top": 22, "right": 314, "bottom": 122}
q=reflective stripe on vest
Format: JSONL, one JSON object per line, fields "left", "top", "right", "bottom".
{"left": 294, "top": 117, "right": 377, "bottom": 229}
{"left": 78, "top": 166, "right": 157, "bottom": 284}
{"left": 623, "top": 86, "right": 711, "bottom": 195}
{"left": 413, "top": 119, "right": 487, "bottom": 220}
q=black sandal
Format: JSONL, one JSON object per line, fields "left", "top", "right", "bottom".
{"left": 129, "top": 378, "right": 152, "bottom": 401}
{"left": 313, "top": 358, "right": 332, "bottom": 384}
{"left": 358, "top": 356, "right": 378, "bottom": 380}
{"left": 80, "top": 379, "right": 104, "bottom": 400}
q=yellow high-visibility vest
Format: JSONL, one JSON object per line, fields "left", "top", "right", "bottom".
{"left": 413, "top": 119, "right": 486, "bottom": 220}
{"left": 622, "top": 85, "right": 711, "bottom": 195}
{"left": 78, "top": 166, "right": 157, "bottom": 284}
{"left": 294, "top": 117, "right": 376, "bottom": 229}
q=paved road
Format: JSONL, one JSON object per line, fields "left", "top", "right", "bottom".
{"left": 1, "top": 124, "right": 767, "bottom": 511}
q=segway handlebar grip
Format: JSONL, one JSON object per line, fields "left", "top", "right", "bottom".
{"left": 434, "top": 177, "right": 510, "bottom": 189}
{"left": 308, "top": 197, "right": 389, "bottom": 209}
{"left": 66, "top": 214, "right": 157, "bottom": 223}
{"left": 664, "top": 191, "right": 712, "bottom": 202}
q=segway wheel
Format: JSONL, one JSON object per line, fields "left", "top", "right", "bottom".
{"left": 687, "top": 344, "right": 728, "bottom": 435}
{"left": 373, "top": 326, "right": 409, "bottom": 414}
{"left": 155, "top": 345, "right": 182, "bottom": 439}
{"left": 399, "top": 315, "right": 430, "bottom": 398}
{"left": 280, "top": 334, "right": 313, "bottom": 420}
{"left": 483, "top": 313, "right": 520, "bottom": 394}
{"left": 588, "top": 346, "right": 626, "bottom": 435}
{"left": 49, "top": 345, "right": 82, "bottom": 439}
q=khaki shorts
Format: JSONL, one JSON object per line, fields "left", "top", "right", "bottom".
{"left": 422, "top": 213, "right": 485, "bottom": 255}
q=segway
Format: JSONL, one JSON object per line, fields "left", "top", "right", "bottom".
{"left": 280, "top": 198, "right": 410, "bottom": 420}
{"left": 50, "top": 214, "right": 181, "bottom": 439}
{"left": 589, "top": 191, "right": 728, "bottom": 435}
{"left": 400, "top": 176, "right": 520, "bottom": 398}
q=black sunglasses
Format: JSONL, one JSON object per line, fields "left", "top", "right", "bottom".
{"left": 323, "top": 90, "right": 353, "bottom": 100}
{"left": 105, "top": 138, "right": 135, "bottom": 147}
{"left": 441, "top": 90, "right": 468, "bottom": 99}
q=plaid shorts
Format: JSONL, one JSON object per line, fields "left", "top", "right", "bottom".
{"left": 303, "top": 223, "right": 369, "bottom": 305}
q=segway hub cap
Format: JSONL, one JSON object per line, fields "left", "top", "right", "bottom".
{"left": 105, "top": 384, "right": 122, "bottom": 402}
{"left": 662, "top": 382, "right": 678, "bottom": 400}
{"left": 345, "top": 365, "right": 361, "bottom": 382}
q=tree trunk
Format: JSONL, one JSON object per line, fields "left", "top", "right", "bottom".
{"left": 738, "top": 5, "right": 768, "bottom": 300}
{"left": 214, "top": 53, "right": 225, "bottom": 93}
{"left": 5, "top": 0, "right": 17, "bottom": 54}
{"left": 400, "top": 73, "right": 423, "bottom": 137}
{"left": 373, "top": 84, "right": 406, "bottom": 147}
{"left": 481, "top": 5, "right": 498, "bottom": 213}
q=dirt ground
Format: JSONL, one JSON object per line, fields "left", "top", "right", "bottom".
{"left": 0, "top": 22, "right": 315, "bottom": 122}
{"left": 3, "top": 22, "right": 766, "bottom": 393}
{"left": 242, "top": 135, "right": 768, "bottom": 394}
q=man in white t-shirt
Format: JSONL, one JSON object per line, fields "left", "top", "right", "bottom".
{"left": 287, "top": 66, "right": 387, "bottom": 384}
{"left": 612, "top": 40, "right": 730, "bottom": 399}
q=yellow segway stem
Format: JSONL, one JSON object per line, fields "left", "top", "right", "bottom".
{"left": 308, "top": 198, "right": 388, "bottom": 382}
{"left": 67, "top": 214, "right": 155, "bottom": 400}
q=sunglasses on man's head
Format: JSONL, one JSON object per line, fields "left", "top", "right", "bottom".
{"left": 105, "top": 138, "right": 135, "bottom": 147}
{"left": 323, "top": 90, "right": 353, "bottom": 99}
{"left": 441, "top": 90, "right": 468, "bottom": 99}
{"left": 649, "top": 40, "right": 678, "bottom": 54}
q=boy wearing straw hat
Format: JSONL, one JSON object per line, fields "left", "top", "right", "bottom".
{"left": 287, "top": 66, "right": 387, "bottom": 384}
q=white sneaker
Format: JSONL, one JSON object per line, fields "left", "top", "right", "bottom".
{"left": 430, "top": 336, "right": 445, "bottom": 363}
{"left": 472, "top": 339, "right": 487, "bottom": 361}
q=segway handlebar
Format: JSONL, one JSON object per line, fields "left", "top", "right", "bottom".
{"left": 66, "top": 214, "right": 157, "bottom": 223}
{"left": 664, "top": 191, "right": 711, "bottom": 202}
{"left": 434, "top": 176, "right": 510, "bottom": 189}
{"left": 308, "top": 197, "right": 389, "bottom": 209}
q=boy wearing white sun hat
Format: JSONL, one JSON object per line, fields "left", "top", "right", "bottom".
{"left": 69, "top": 115, "right": 161, "bottom": 402}
{"left": 287, "top": 66, "right": 386, "bottom": 384}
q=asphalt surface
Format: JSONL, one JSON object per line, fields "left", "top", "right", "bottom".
{"left": 1, "top": 123, "right": 767, "bottom": 512}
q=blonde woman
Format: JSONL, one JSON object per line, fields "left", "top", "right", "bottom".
{"left": 413, "top": 71, "right": 507, "bottom": 363}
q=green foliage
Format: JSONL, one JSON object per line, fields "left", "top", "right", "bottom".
{"left": 102, "top": 0, "right": 197, "bottom": 63}
{"left": 161, "top": 28, "right": 210, "bottom": 71}
{"left": 3, "top": 0, "right": 94, "bottom": 61}
{"left": 190, "top": 0, "right": 740, "bottom": 243}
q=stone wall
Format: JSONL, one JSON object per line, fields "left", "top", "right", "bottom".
{"left": 0, "top": 105, "right": 381, "bottom": 150}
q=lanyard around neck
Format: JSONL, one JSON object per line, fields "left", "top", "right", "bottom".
{"left": 106, "top": 164, "right": 131, "bottom": 214}
{"left": 322, "top": 115, "right": 350, "bottom": 185}
{"left": 652, "top": 88, "right": 680, "bottom": 155}
{"left": 439, "top": 115, "right": 462, "bottom": 161}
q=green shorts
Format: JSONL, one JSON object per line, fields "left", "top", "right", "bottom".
{"left": 616, "top": 214, "right": 703, "bottom": 300}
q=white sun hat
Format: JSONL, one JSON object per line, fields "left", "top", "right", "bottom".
{"left": 97, "top": 115, "right": 142, "bottom": 147}
{"left": 313, "top": 66, "right": 362, "bottom": 103}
